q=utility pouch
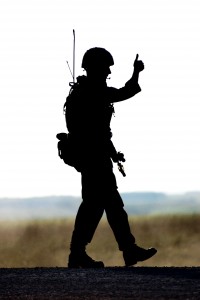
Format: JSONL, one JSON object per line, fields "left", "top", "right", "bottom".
{"left": 56, "top": 132, "right": 81, "bottom": 172}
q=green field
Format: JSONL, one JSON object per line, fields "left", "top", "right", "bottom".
{"left": 0, "top": 214, "right": 199, "bottom": 267}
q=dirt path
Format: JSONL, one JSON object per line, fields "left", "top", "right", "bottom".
{"left": 0, "top": 267, "right": 200, "bottom": 299}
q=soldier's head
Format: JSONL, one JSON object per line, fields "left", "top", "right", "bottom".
{"left": 82, "top": 47, "right": 114, "bottom": 81}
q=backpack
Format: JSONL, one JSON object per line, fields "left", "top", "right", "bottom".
{"left": 56, "top": 80, "right": 82, "bottom": 172}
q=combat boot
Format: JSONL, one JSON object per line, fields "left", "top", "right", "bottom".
{"left": 123, "top": 244, "right": 157, "bottom": 267}
{"left": 68, "top": 251, "right": 104, "bottom": 268}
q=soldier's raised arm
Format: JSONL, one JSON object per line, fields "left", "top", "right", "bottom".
{"left": 107, "top": 54, "right": 145, "bottom": 103}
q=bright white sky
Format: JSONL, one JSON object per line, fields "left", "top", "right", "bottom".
{"left": 0, "top": 0, "right": 200, "bottom": 198}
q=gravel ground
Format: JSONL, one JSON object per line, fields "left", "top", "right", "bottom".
{"left": 0, "top": 267, "right": 200, "bottom": 299}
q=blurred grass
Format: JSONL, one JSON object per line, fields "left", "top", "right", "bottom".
{"left": 0, "top": 214, "right": 199, "bottom": 267}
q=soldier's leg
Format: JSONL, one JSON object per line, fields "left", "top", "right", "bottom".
{"left": 70, "top": 200, "right": 104, "bottom": 252}
{"left": 105, "top": 189, "right": 157, "bottom": 266}
{"left": 104, "top": 189, "right": 136, "bottom": 250}
{"left": 68, "top": 170, "right": 105, "bottom": 268}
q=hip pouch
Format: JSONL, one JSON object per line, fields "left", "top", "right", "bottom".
{"left": 56, "top": 132, "right": 81, "bottom": 172}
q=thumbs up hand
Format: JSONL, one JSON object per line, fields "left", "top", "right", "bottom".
{"left": 134, "top": 54, "right": 144, "bottom": 72}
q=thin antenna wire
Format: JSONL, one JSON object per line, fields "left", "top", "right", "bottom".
{"left": 66, "top": 61, "right": 73, "bottom": 79}
{"left": 73, "top": 29, "right": 75, "bottom": 83}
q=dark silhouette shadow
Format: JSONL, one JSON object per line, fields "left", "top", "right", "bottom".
{"left": 57, "top": 47, "right": 157, "bottom": 268}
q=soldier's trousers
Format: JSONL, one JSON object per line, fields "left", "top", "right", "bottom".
{"left": 70, "top": 160, "right": 136, "bottom": 252}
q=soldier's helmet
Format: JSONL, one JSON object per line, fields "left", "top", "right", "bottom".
{"left": 82, "top": 47, "right": 114, "bottom": 70}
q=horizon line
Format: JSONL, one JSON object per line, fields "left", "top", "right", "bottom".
{"left": 0, "top": 190, "right": 200, "bottom": 200}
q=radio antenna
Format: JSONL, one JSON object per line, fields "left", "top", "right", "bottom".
{"left": 66, "top": 30, "right": 76, "bottom": 84}
{"left": 73, "top": 29, "right": 75, "bottom": 83}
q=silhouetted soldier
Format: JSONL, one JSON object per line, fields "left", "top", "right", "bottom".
{"left": 63, "top": 48, "right": 157, "bottom": 268}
